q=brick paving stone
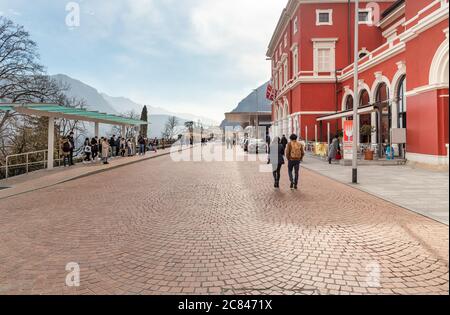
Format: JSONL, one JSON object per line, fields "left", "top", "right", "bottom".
{"left": 0, "top": 147, "right": 448, "bottom": 295}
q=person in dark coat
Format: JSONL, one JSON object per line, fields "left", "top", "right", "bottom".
{"left": 281, "top": 135, "right": 288, "bottom": 150}
{"left": 328, "top": 135, "right": 340, "bottom": 164}
{"left": 67, "top": 132, "right": 75, "bottom": 165}
{"left": 268, "top": 137, "right": 285, "bottom": 189}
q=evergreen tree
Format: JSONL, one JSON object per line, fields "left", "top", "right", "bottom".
{"left": 140, "top": 106, "right": 148, "bottom": 137}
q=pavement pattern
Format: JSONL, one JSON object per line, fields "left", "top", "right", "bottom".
{"left": 0, "top": 149, "right": 448, "bottom": 295}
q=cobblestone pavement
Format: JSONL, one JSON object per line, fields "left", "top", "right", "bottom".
{"left": 0, "top": 148, "right": 448, "bottom": 295}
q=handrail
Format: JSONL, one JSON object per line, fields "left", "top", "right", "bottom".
{"left": 4, "top": 149, "right": 61, "bottom": 179}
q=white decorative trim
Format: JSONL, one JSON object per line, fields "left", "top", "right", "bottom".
{"left": 316, "top": 9, "right": 333, "bottom": 26}
{"left": 429, "top": 29, "right": 449, "bottom": 85}
{"left": 358, "top": 8, "right": 373, "bottom": 25}
{"left": 405, "top": 83, "right": 449, "bottom": 97}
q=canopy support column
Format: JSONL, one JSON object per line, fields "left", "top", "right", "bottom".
{"left": 121, "top": 125, "right": 126, "bottom": 138}
{"left": 47, "top": 117, "right": 55, "bottom": 170}
{"left": 95, "top": 122, "right": 99, "bottom": 138}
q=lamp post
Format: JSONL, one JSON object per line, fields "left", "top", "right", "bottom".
{"left": 352, "top": 0, "right": 360, "bottom": 184}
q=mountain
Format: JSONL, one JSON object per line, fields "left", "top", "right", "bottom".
{"left": 51, "top": 74, "right": 218, "bottom": 138}
{"left": 101, "top": 93, "right": 218, "bottom": 126}
{"left": 52, "top": 74, "right": 118, "bottom": 115}
{"left": 232, "top": 82, "right": 271, "bottom": 113}
{"left": 221, "top": 81, "right": 271, "bottom": 128}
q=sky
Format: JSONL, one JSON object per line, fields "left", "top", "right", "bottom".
{"left": 0, "top": 0, "right": 286, "bottom": 122}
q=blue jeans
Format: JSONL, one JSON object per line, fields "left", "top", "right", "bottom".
{"left": 288, "top": 160, "right": 301, "bottom": 185}
{"left": 139, "top": 144, "right": 145, "bottom": 155}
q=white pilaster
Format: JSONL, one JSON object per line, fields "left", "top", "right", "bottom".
{"left": 47, "top": 117, "right": 55, "bottom": 170}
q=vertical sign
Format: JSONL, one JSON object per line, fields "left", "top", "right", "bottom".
{"left": 343, "top": 120, "right": 354, "bottom": 160}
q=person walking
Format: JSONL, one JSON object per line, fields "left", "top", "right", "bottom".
{"left": 268, "top": 137, "right": 285, "bottom": 188}
{"left": 102, "top": 138, "right": 110, "bottom": 165}
{"left": 286, "top": 134, "right": 305, "bottom": 190}
{"left": 281, "top": 135, "right": 288, "bottom": 150}
{"left": 68, "top": 132, "right": 75, "bottom": 166}
{"left": 328, "top": 135, "right": 340, "bottom": 165}
{"left": 60, "top": 137, "right": 71, "bottom": 167}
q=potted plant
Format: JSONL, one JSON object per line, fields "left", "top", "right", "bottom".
{"left": 360, "top": 125, "right": 376, "bottom": 160}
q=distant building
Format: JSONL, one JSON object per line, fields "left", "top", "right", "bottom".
{"left": 267, "top": 0, "right": 449, "bottom": 165}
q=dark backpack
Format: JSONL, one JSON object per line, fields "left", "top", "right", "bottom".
{"left": 62, "top": 142, "right": 71, "bottom": 152}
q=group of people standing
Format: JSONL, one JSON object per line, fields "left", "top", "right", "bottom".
{"left": 59, "top": 133, "right": 160, "bottom": 166}
{"left": 268, "top": 134, "right": 305, "bottom": 190}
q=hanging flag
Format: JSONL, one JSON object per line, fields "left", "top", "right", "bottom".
{"left": 266, "top": 83, "right": 276, "bottom": 101}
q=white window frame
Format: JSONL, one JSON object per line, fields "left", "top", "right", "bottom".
{"left": 274, "top": 73, "right": 279, "bottom": 90}
{"left": 283, "top": 60, "right": 288, "bottom": 86}
{"left": 284, "top": 34, "right": 288, "bottom": 48}
{"left": 358, "top": 8, "right": 373, "bottom": 25}
{"left": 312, "top": 38, "right": 337, "bottom": 75}
{"left": 293, "top": 16, "right": 298, "bottom": 34}
{"left": 291, "top": 44, "right": 299, "bottom": 78}
{"left": 278, "top": 68, "right": 283, "bottom": 89}
{"left": 316, "top": 9, "right": 333, "bottom": 26}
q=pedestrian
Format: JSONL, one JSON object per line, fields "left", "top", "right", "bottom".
{"left": 281, "top": 135, "right": 288, "bottom": 150}
{"left": 127, "top": 139, "right": 133, "bottom": 156}
{"left": 115, "top": 136, "right": 121, "bottom": 157}
{"left": 109, "top": 135, "right": 117, "bottom": 158}
{"left": 60, "top": 137, "right": 71, "bottom": 167}
{"left": 102, "top": 138, "right": 110, "bottom": 164}
{"left": 83, "top": 138, "right": 92, "bottom": 163}
{"left": 68, "top": 131, "right": 75, "bottom": 166}
{"left": 138, "top": 135, "right": 146, "bottom": 156}
{"left": 99, "top": 137, "right": 104, "bottom": 159}
{"left": 286, "top": 134, "right": 305, "bottom": 190}
{"left": 268, "top": 137, "right": 285, "bottom": 189}
{"left": 328, "top": 135, "right": 340, "bottom": 164}
{"left": 120, "top": 138, "right": 127, "bottom": 157}
{"left": 91, "top": 137, "right": 99, "bottom": 161}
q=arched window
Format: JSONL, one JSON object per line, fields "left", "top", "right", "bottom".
{"left": 359, "top": 89, "right": 371, "bottom": 144}
{"left": 375, "top": 82, "right": 391, "bottom": 152}
{"left": 345, "top": 95, "right": 354, "bottom": 111}
{"left": 359, "top": 89, "right": 370, "bottom": 107}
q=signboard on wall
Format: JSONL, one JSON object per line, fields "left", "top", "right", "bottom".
{"left": 343, "top": 120, "right": 354, "bottom": 160}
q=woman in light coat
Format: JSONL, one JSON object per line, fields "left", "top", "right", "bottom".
{"left": 102, "top": 138, "right": 110, "bottom": 165}
{"left": 328, "top": 135, "right": 340, "bottom": 164}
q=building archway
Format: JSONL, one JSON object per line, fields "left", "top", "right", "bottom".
{"left": 429, "top": 33, "right": 449, "bottom": 86}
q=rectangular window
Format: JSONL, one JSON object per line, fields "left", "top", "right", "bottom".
{"left": 284, "top": 34, "right": 287, "bottom": 48}
{"left": 316, "top": 10, "right": 333, "bottom": 26}
{"left": 358, "top": 9, "right": 372, "bottom": 25}
{"left": 293, "top": 17, "right": 298, "bottom": 34}
{"left": 284, "top": 61, "right": 288, "bottom": 84}
{"left": 293, "top": 48, "right": 299, "bottom": 77}
{"left": 317, "top": 48, "right": 331, "bottom": 72}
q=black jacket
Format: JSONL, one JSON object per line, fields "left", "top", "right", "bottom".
{"left": 268, "top": 143, "right": 285, "bottom": 166}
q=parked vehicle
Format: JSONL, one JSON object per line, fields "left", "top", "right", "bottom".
{"left": 247, "top": 139, "right": 267, "bottom": 154}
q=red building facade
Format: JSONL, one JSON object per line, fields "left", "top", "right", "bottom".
{"left": 267, "top": 0, "right": 449, "bottom": 165}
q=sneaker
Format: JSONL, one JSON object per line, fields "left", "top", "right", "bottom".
{"left": 294, "top": 185, "right": 298, "bottom": 190}
{"left": 290, "top": 183, "right": 294, "bottom": 190}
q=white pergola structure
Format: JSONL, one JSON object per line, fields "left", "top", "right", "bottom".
{"left": 0, "top": 103, "right": 149, "bottom": 170}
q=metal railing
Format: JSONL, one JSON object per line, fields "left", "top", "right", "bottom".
{"left": 2, "top": 149, "right": 63, "bottom": 179}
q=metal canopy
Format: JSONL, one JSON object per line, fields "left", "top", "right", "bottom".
{"left": 0, "top": 103, "right": 148, "bottom": 126}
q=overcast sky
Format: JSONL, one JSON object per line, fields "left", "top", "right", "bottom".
{"left": 0, "top": 0, "right": 285, "bottom": 122}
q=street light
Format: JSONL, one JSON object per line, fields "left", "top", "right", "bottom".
{"left": 352, "top": 0, "right": 360, "bottom": 184}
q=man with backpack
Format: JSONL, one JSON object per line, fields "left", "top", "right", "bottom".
{"left": 286, "top": 134, "right": 305, "bottom": 190}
